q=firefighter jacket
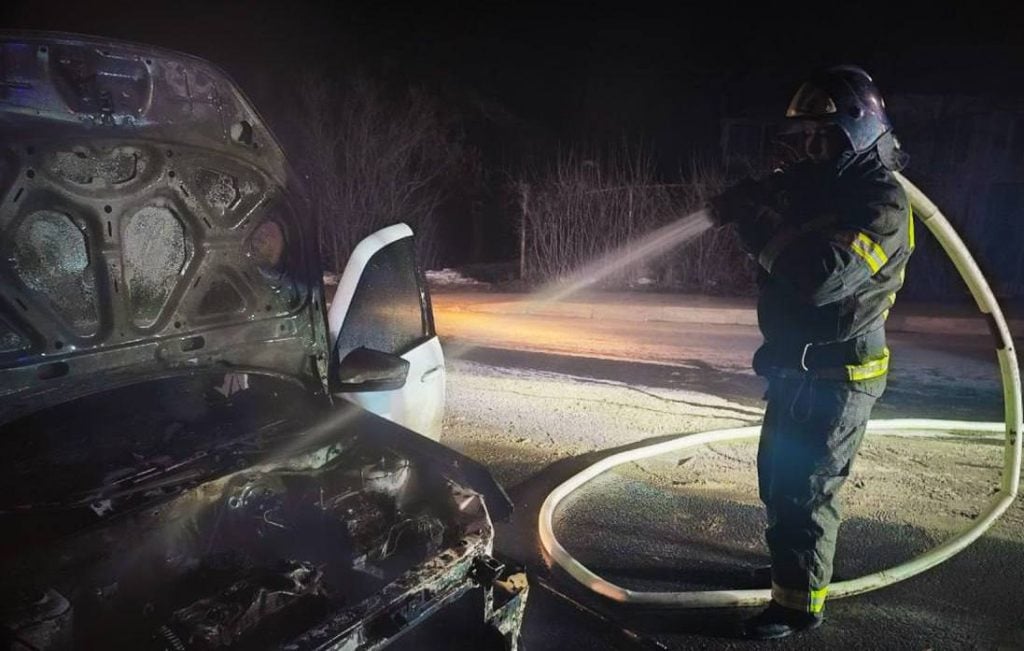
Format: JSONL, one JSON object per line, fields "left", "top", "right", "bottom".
{"left": 730, "top": 154, "right": 915, "bottom": 381}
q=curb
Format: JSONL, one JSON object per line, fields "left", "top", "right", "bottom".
{"left": 432, "top": 293, "right": 1023, "bottom": 338}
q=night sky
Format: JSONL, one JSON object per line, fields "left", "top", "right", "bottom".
{"left": 3, "top": 1, "right": 1020, "bottom": 157}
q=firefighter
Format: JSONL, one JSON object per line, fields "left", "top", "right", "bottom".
{"left": 708, "top": 65, "right": 914, "bottom": 639}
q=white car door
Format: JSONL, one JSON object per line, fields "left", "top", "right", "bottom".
{"left": 326, "top": 224, "right": 446, "bottom": 440}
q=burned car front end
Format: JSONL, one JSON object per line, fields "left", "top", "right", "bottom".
{"left": 0, "top": 32, "right": 526, "bottom": 650}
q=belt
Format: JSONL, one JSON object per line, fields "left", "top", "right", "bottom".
{"left": 763, "top": 330, "right": 889, "bottom": 382}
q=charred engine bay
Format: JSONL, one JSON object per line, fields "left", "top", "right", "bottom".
{"left": 0, "top": 373, "right": 478, "bottom": 649}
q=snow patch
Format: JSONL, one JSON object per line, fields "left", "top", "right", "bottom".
{"left": 426, "top": 268, "right": 489, "bottom": 287}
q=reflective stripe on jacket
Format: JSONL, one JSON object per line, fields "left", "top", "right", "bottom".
{"left": 736, "top": 155, "right": 915, "bottom": 379}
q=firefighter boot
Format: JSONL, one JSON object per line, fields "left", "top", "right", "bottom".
{"left": 743, "top": 601, "right": 823, "bottom": 640}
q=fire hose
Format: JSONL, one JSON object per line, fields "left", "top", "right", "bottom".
{"left": 537, "top": 173, "right": 1022, "bottom": 607}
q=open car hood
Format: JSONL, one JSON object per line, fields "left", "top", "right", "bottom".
{"left": 0, "top": 31, "right": 330, "bottom": 425}
{"left": 0, "top": 34, "right": 526, "bottom": 649}
{"left": 0, "top": 29, "right": 513, "bottom": 521}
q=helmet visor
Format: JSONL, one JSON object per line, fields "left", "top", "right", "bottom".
{"left": 786, "top": 82, "right": 837, "bottom": 118}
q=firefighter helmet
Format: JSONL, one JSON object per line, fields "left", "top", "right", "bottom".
{"left": 785, "top": 65, "right": 892, "bottom": 154}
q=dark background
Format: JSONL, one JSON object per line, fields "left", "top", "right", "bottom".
{"left": 4, "top": 1, "right": 1023, "bottom": 294}
{"left": 4, "top": 1, "right": 1018, "bottom": 161}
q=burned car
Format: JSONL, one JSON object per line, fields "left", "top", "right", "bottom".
{"left": 0, "top": 32, "right": 526, "bottom": 650}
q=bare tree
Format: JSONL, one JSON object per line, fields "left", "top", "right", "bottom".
{"left": 293, "top": 73, "right": 466, "bottom": 272}
{"left": 517, "top": 145, "right": 758, "bottom": 293}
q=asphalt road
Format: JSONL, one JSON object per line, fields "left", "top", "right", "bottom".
{"left": 433, "top": 303, "right": 1023, "bottom": 650}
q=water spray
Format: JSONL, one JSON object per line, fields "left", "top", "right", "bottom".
{"left": 529, "top": 210, "right": 714, "bottom": 306}
{"left": 441, "top": 209, "right": 715, "bottom": 364}
{"left": 536, "top": 173, "right": 1022, "bottom": 608}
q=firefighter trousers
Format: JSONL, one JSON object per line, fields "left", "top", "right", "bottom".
{"left": 757, "top": 374, "right": 886, "bottom": 614}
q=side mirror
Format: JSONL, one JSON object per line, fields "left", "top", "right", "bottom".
{"left": 335, "top": 347, "right": 410, "bottom": 392}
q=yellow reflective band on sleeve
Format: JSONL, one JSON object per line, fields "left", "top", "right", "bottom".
{"left": 849, "top": 240, "right": 880, "bottom": 273}
{"left": 858, "top": 233, "right": 888, "bottom": 263}
{"left": 771, "top": 583, "right": 829, "bottom": 614}
{"left": 808, "top": 587, "right": 829, "bottom": 614}
{"left": 908, "top": 204, "right": 916, "bottom": 251}
{"left": 883, "top": 292, "right": 897, "bottom": 321}
{"left": 845, "top": 347, "right": 890, "bottom": 381}
{"left": 852, "top": 232, "right": 889, "bottom": 274}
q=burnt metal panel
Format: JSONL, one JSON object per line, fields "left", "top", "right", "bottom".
{"left": 10, "top": 209, "right": 100, "bottom": 337}
{"left": 122, "top": 204, "right": 190, "bottom": 326}
{"left": 0, "top": 32, "right": 327, "bottom": 424}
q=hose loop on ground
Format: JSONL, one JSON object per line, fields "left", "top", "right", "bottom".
{"left": 537, "top": 174, "right": 1022, "bottom": 607}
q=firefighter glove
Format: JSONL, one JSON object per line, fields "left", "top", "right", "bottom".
{"left": 708, "top": 177, "right": 770, "bottom": 227}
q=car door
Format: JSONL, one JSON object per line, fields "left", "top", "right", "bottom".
{"left": 326, "top": 224, "right": 446, "bottom": 440}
